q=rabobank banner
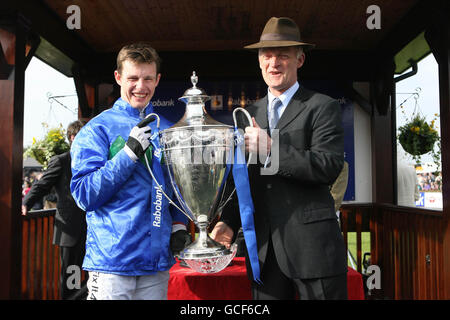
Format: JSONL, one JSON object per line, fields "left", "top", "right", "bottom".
{"left": 152, "top": 79, "right": 355, "bottom": 201}
{"left": 151, "top": 80, "right": 267, "bottom": 125}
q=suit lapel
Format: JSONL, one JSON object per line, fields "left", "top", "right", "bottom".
{"left": 251, "top": 96, "right": 269, "bottom": 130}
{"left": 276, "top": 86, "right": 313, "bottom": 131}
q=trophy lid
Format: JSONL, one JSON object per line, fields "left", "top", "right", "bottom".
{"left": 179, "top": 71, "right": 211, "bottom": 104}
{"left": 165, "top": 71, "right": 230, "bottom": 129}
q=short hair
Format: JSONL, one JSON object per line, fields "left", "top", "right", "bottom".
{"left": 116, "top": 42, "right": 161, "bottom": 74}
{"left": 67, "top": 120, "right": 85, "bottom": 144}
{"left": 296, "top": 46, "right": 304, "bottom": 59}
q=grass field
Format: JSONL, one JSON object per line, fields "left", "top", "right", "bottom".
{"left": 346, "top": 232, "right": 371, "bottom": 270}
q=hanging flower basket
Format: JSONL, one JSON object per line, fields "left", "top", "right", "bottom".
{"left": 398, "top": 114, "right": 439, "bottom": 158}
{"left": 24, "top": 124, "right": 70, "bottom": 169}
{"left": 397, "top": 87, "right": 441, "bottom": 168}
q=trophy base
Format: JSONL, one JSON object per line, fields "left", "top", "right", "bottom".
{"left": 179, "top": 239, "right": 237, "bottom": 273}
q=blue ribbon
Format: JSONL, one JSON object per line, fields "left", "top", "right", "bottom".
{"left": 148, "top": 124, "right": 165, "bottom": 264}
{"left": 232, "top": 128, "right": 262, "bottom": 284}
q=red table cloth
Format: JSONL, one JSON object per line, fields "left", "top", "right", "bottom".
{"left": 168, "top": 257, "right": 365, "bottom": 300}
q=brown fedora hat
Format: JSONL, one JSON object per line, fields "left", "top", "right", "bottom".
{"left": 244, "top": 17, "right": 315, "bottom": 50}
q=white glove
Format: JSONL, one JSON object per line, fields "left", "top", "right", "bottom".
{"left": 124, "top": 115, "right": 155, "bottom": 161}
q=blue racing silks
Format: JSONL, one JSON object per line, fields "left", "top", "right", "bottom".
{"left": 70, "top": 98, "right": 187, "bottom": 275}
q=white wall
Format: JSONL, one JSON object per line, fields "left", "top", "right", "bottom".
{"left": 344, "top": 82, "right": 372, "bottom": 203}
{"left": 352, "top": 102, "right": 372, "bottom": 203}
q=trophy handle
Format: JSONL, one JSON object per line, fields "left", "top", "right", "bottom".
{"left": 216, "top": 107, "right": 254, "bottom": 215}
{"left": 138, "top": 112, "right": 160, "bottom": 128}
{"left": 142, "top": 113, "right": 192, "bottom": 221}
{"left": 232, "top": 107, "right": 253, "bottom": 166}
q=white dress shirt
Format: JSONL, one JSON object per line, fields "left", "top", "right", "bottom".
{"left": 267, "top": 81, "right": 300, "bottom": 122}
{"left": 263, "top": 82, "right": 300, "bottom": 168}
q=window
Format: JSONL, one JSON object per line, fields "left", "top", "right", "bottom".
{"left": 395, "top": 54, "right": 442, "bottom": 209}
{"left": 24, "top": 57, "right": 78, "bottom": 148}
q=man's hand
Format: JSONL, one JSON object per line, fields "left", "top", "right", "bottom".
{"left": 170, "top": 230, "right": 192, "bottom": 256}
{"left": 124, "top": 115, "right": 155, "bottom": 161}
{"left": 210, "top": 221, "right": 234, "bottom": 249}
{"left": 245, "top": 117, "right": 271, "bottom": 156}
{"left": 21, "top": 205, "right": 28, "bottom": 216}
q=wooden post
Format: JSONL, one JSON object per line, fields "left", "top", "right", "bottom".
{"left": 425, "top": 7, "right": 450, "bottom": 300}
{"left": 370, "top": 60, "right": 396, "bottom": 205}
{"left": 72, "top": 64, "right": 96, "bottom": 120}
{"left": 0, "top": 16, "right": 28, "bottom": 299}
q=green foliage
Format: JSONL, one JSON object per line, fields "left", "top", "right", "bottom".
{"left": 23, "top": 124, "right": 69, "bottom": 169}
{"left": 398, "top": 114, "right": 440, "bottom": 166}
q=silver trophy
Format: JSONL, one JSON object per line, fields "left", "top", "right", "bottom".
{"left": 149, "top": 72, "right": 252, "bottom": 273}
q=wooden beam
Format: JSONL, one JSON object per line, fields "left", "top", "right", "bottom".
{"left": 0, "top": 16, "right": 27, "bottom": 299}
{"left": 24, "top": 32, "right": 40, "bottom": 70}
{"left": 424, "top": 4, "right": 450, "bottom": 299}
{"left": 0, "top": 25, "right": 15, "bottom": 79}
{"left": 72, "top": 63, "right": 93, "bottom": 119}
{"left": 370, "top": 59, "right": 395, "bottom": 205}
{"left": 1, "top": 0, "right": 94, "bottom": 69}
{"left": 82, "top": 49, "right": 377, "bottom": 85}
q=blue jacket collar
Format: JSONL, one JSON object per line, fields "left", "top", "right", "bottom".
{"left": 113, "top": 98, "right": 154, "bottom": 118}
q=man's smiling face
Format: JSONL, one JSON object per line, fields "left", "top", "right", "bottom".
{"left": 114, "top": 59, "right": 161, "bottom": 110}
{"left": 258, "top": 46, "right": 304, "bottom": 96}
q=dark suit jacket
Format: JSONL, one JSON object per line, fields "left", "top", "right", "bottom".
{"left": 222, "top": 86, "right": 347, "bottom": 280}
{"left": 23, "top": 151, "right": 86, "bottom": 247}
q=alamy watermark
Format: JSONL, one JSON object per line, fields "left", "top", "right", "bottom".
{"left": 65, "top": 4, "right": 382, "bottom": 32}
{"left": 366, "top": 5, "right": 381, "bottom": 30}
{"left": 66, "top": 5, "right": 81, "bottom": 30}
{"left": 66, "top": 265, "right": 82, "bottom": 290}
{"left": 162, "top": 128, "right": 279, "bottom": 175}
{"left": 366, "top": 264, "right": 381, "bottom": 291}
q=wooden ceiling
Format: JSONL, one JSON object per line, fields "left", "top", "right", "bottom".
{"left": 43, "top": 0, "right": 420, "bottom": 53}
